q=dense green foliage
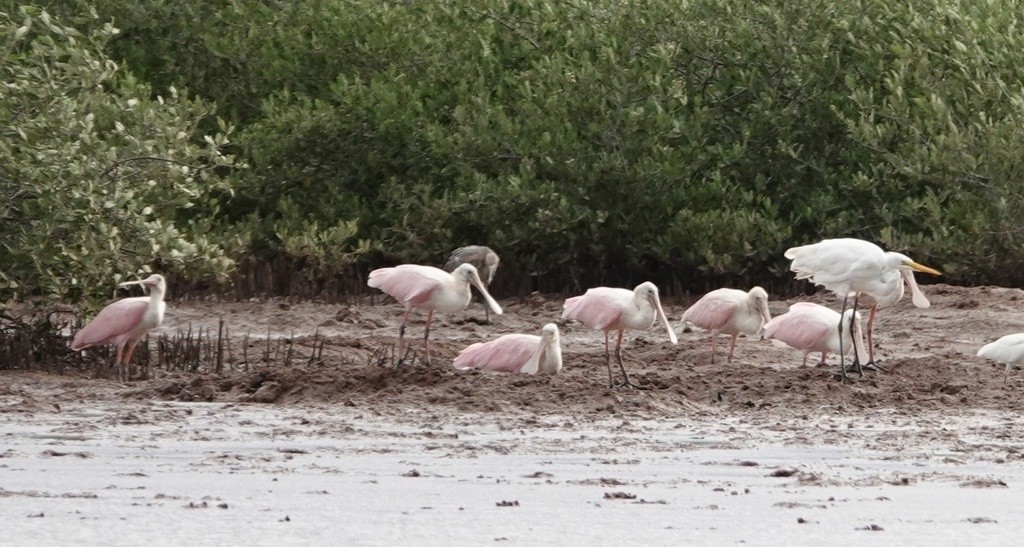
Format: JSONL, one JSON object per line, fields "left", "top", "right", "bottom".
{"left": 0, "top": 6, "right": 239, "bottom": 303}
{"left": 5, "top": 0, "right": 1024, "bottom": 302}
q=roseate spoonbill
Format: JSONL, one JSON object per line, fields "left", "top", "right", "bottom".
{"left": 368, "top": 263, "right": 502, "bottom": 367}
{"left": 763, "top": 302, "right": 869, "bottom": 378}
{"left": 785, "top": 238, "right": 940, "bottom": 376}
{"left": 680, "top": 286, "right": 771, "bottom": 364}
{"left": 561, "top": 282, "right": 677, "bottom": 389}
{"left": 71, "top": 274, "right": 167, "bottom": 383}
{"left": 453, "top": 323, "right": 562, "bottom": 374}
{"left": 977, "top": 333, "right": 1024, "bottom": 384}
{"left": 444, "top": 245, "right": 500, "bottom": 323}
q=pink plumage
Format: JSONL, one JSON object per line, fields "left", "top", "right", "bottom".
{"left": 560, "top": 282, "right": 676, "bottom": 389}
{"left": 562, "top": 288, "right": 625, "bottom": 330}
{"left": 763, "top": 302, "right": 868, "bottom": 366}
{"left": 367, "top": 265, "right": 444, "bottom": 307}
{"left": 762, "top": 303, "right": 833, "bottom": 355}
{"left": 453, "top": 324, "right": 562, "bottom": 374}
{"left": 71, "top": 274, "right": 167, "bottom": 383}
{"left": 680, "top": 287, "right": 770, "bottom": 363}
{"left": 72, "top": 298, "right": 149, "bottom": 350}
{"left": 367, "top": 263, "right": 503, "bottom": 367}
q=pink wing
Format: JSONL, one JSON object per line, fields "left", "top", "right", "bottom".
{"left": 680, "top": 290, "right": 739, "bottom": 331}
{"left": 72, "top": 298, "right": 148, "bottom": 350}
{"left": 763, "top": 308, "right": 833, "bottom": 351}
{"left": 561, "top": 288, "right": 626, "bottom": 330}
{"left": 368, "top": 265, "right": 443, "bottom": 305}
{"left": 453, "top": 334, "right": 539, "bottom": 373}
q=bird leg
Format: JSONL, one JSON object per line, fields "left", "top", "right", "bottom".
{"left": 614, "top": 331, "right": 648, "bottom": 390}
{"left": 710, "top": 335, "right": 718, "bottom": 365}
{"left": 423, "top": 310, "right": 434, "bottom": 366}
{"left": 394, "top": 309, "right": 411, "bottom": 368}
{"left": 848, "top": 298, "right": 864, "bottom": 377}
{"left": 861, "top": 304, "right": 884, "bottom": 371}
{"left": 114, "top": 343, "right": 126, "bottom": 383}
{"left": 836, "top": 296, "right": 850, "bottom": 382}
{"left": 727, "top": 334, "right": 738, "bottom": 363}
{"left": 121, "top": 339, "right": 141, "bottom": 383}
{"left": 604, "top": 332, "right": 615, "bottom": 389}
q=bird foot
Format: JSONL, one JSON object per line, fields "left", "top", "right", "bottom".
{"left": 861, "top": 361, "right": 886, "bottom": 372}
{"left": 613, "top": 380, "right": 651, "bottom": 391}
{"left": 831, "top": 372, "right": 855, "bottom": 384}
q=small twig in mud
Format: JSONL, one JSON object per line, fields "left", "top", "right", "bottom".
{"left": 241, "top": 331, "right": 250, "bottom": 371}
{"left": 215, "top": 318, "right": 225, "bottom": 374}
{"left": 285, "top": 330, "right": 295, "bottom": 367}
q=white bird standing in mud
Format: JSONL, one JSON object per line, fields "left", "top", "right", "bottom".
{"left": 763, "top": 302, "right": 869, "bottom": 378}
{"left": 561, "top": 282, "right": 677, "bottom": 390}
{"left": 977, "top": 334, "right": 1024, "bottom": 384}
{"left": 785, "top": 238, "right": 941, "bottom": 377}
{"left": 680, "top": 286, "right": 771, "bottom": 364}
{"left": 453, "top": 323, "right": 562, "bottom": 374}
{"left": 443, "top": 245, "right": 501, "bottom": 323}
{"left": 368, "top": 263, "right": 502, "bottom": 367}
{"left": 71, "top": 274, "right": 167, "bottom": 383}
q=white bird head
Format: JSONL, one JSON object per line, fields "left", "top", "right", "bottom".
{"left": 748, "top": 286, "right": 772, "bottom": 325}
{"left": 634, "top": 282, "right": 677, "bottom": 345}
{"left": 887, "top": 253, "right": 940, "bottom": 308}
{"left": 118, "top": 274, "right": 166, "bottom": 294}
{"left": 452, "top": 264, "right": 503, "bottom": 315}
{"left": 888, "top": 252, "right": 942, "bottom": 276}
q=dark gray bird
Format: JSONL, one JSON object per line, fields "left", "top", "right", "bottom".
{"left": 444, "top": 245, "right": 500, "bottom": 323}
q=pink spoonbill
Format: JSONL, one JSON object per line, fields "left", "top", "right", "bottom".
{"left": 444, "top": 245, "right": 500, "bottom": 323}
{"left": 453, "top": 323, "right": 562, "bottom": 374}
{"left": 561, "top": 282, "right": 677, "bottom": 389}
{"left": 680, "top": 286, "right": 771, "bottom": 364}
{"left": 763, "top": 302, "right": 869, "bottom": 374}
{"left": 71, "top": 274, "right": 167, "bottom": 382}
{"left": 368, "top": 263, "right": 502, "bottom": 366}
{"left": 785, "top": 238, "right": 940, "bottom": 377}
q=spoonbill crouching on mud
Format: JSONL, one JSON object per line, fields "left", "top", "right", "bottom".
{"left": 368, "top": 263, "right": 502, "bottom": 367}
{"left": 444, "top": 245, "right": 500, "bottom": 324}
{"left": 763, "top": 303, "right": 869, "bottom": 376}
{"left": 562, "top": 282, "right": 677, "bottom": 390}
{"left": 453, "top": 323, "right": 562, "bottom": 374}
{"left": 785, "top": 238, "right": 940, "bottom": 377}
{"left": 680, "top": 286, "right": 771, "bottom": 364}
{"left": 71, "top": 274, "right": 167, "bottom": 383}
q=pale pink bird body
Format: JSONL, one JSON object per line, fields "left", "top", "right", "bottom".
{"left": 763, "top": 302, "right": 869, "bottom": 368}
{"left": 680, "top": 287, "right": 771, "bottom": 363}
{"left": 71, "top": 274, "right": 167, "bottom": 382}
{"left": 562, "top": 282, "right": 677, "bottom": 389}
{"left": 453, "top": 323, "right": 562, "bottom": 374}
{"left": 368, "top": 263, "right": 502, "bottom": 366}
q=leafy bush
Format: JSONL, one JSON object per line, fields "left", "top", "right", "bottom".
{"left": 0, "top": 7, "right": 239, "bottom": 303}
{"left": 8, "top": 0, "right": 1024, "bottom": 297}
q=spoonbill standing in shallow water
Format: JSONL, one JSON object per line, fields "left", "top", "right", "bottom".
{"left": 71, "top": 274, "right": 167, "bottom": 383}
{"left": 444, "top": 245, "right": 500, "bottom": 323}
{"left": 368, "top": 263, "right": 502, "bottom": 366}
{"left": 977, "top": 333, "right": 1024, "bottom": 384}
{"left": 453, "top": 323, "right": 562, "bottom": 374}
{"left": 785, "top": 238, "right": 940, "bottom": 377}
{"left": 561, "top": 282, "right": 677, "bottom": 389}
{"left": 763, "top": 302, "right": 869, "bottom": 375}
{"left": 680, "top": 286, "right": 771, "bottom": 364}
